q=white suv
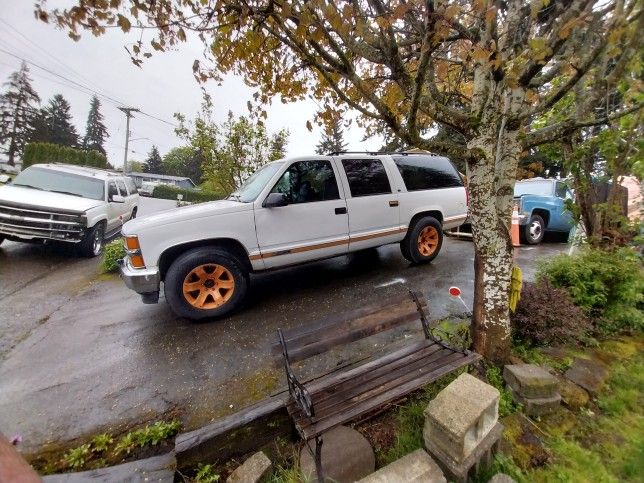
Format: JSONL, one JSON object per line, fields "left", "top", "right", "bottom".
{"left": 120, "top": 153, "right": 467, "bottom": 319}
{"left": 0, "top": 163, "right": 139, "bottom": 257}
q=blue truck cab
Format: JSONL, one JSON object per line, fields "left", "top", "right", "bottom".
{"left": 514, "top": 178, "right": 574, "bottom": 244}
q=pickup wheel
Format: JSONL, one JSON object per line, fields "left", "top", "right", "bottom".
{"left": 78, "top": 222, "right": 105, "bottom": 257}
{"left": 401, "top": 216, "right": 443, "bottom": 264}
{"left": 522, "top": 214, "right": 545, "bottom": 245}
{"left": 164, "top": 247, "right": 248, "bottom": 320}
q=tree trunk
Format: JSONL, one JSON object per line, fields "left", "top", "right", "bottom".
{"left": 466, "top": 125, "right": 521, "bottom": 363}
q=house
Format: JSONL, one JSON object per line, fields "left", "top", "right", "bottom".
{"left": 127, "top": 172, "right": 197, "bottom": 190}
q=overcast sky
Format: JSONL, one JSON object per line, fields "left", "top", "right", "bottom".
{"left": 0, "top": 1, "right": 382, "bottom": 169}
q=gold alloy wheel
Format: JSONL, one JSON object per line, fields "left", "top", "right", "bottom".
{"left": 182, "top": 264, "right": 235, "bottom": 309}
{"left": 417, "top": 226, "right": 439, "bottom": 257}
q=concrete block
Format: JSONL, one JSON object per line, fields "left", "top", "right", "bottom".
{"left": 357, "top": 449, "right": 446, "bottom": 483}
{"left": 503, "top": 364, "right": 558, "bottom": 399}
{"left": 42, "top": 452, "right": 176, "bottom": 482}
{"left": 489, "top": 473, "right": 517, "bottom": 483}
{"left": 426, "top": 422, "right": 504, "bottom": 483}
{"left": 299, "top": 426, "right": 375, "bottom": 482}
{"left": 227, "top": 451, "right": 272, "bottom": 483}
{"left": 508, "top": 387, "right": 561, "bottom": 417}
{"left": 423, "top": 373, "right": 499, "bottom": 462}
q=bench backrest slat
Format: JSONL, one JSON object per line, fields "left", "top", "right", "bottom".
{"left": 275, "top": 292, "right": 428, "bottom": 364}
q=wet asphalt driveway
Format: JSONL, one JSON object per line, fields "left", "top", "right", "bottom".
{"left": 0, "top": 197, "right": 568, "bottom": 452}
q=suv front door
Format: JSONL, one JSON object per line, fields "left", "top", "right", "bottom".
{"left": 254, "top": 159, "right": 349, "bottom": 268}
{"left": 106, "top": 181, "right": 123, "bottom": 234}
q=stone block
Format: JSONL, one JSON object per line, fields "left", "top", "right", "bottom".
{"left": 426, "top": 422, "right": 504, "bottom": 483}
{"left": 508, "top": 386, "right": 561, "bottom": 417}
{"left": 423, "top": 373, "right": 499, "bottom": 462}
{"left": 300, "top": 426, "right": 375, "bottom": 482}
{"left": 489, "top": 473, "right": 517, "bottom": 483}
{"left": 42, "top": 452, "right": 176, "bottom": 482}
{"left": 357, "top": 449, "right": 446, "bottom": 483}
{"left": 564, "top": 358, "right": 608, "bottom": 395}
{"left": 557, "top": 376, "right": 589, "bottom": 410}
{"left": 503, "top": 364, "right": 558, "bottom": 399}
{"left": 227, "top": 451, "right": 272, "bottom": 483}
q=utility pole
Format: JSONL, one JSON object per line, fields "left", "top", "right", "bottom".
{"left": 118, "top": 107, "right": 139, "bottom": 173}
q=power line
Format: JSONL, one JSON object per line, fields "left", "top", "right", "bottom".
{"left": 0, "top": 46, "right": 179, "bottom": 128}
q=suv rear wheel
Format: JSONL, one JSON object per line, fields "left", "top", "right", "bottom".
{"left": 401, "top": 216, "right": 443, "bottom": 264}
{"left": 0, "top": 235, "right": 4, "bottom": 246}
{"left": 78, "top": 222, "right": 105, "bottom": 257}
{"left": 164, "top": 247, "right": 248, "bottom": 320}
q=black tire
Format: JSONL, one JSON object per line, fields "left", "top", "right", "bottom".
{"left": 400, "top": 216, "right": 444, "bottom": 264}
{"left": 164, "top": 247, "right": 248, "bottom": 320}
{"left": 0, "top": 235, "right": 4, "bottom": 246}
{"left": 131, "top": 207, "right": 138, "bottom": 219}
{"left": 78, "top": 222, "right": 105, "bottom": 257}
{"left": 522, "top": 214, "right": 545, "bottom": 245}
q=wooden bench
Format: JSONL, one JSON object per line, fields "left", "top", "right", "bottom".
{"left": 273, "top": 291, "right": 481, "bottom": 480}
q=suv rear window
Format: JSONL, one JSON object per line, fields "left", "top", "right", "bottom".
{"left": 341, "top": 159, "right": 391, "bottom": 197}
{"left": 124, "top": 178, "right": 138, "bottom": 195}
{"left": 393, "top": 155, "right": 463, "bottom": 190}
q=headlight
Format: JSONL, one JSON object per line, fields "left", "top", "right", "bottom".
{"left": 123, "top": 235, "right": 146, "bottom": 268}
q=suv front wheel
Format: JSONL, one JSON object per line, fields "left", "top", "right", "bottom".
{"left": 401, "top": 216, "right": 443, "bottom": 264}
{"left": 164, "top": 247, "right": 248, "bottom": 320}
{"left": 78, "top": 222, "right": 105, "bottom": 257}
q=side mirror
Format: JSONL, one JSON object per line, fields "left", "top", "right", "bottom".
{"left": 110, "top": 194, "right": 125, "bottom": 203}
{"left": 263, "top": 192, "right": 289, "bottom": 208}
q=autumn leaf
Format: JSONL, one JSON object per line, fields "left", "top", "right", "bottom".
{"left": 306, "top": 120, "right": 313, "bottom": 131}
{"left": 116, "top": 14, "right": 130, "bottom": 32}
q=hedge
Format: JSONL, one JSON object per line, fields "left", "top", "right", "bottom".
{"left": 22, "top": 142, "right": 108, "bottom": 169}
{"left": 151, "top": 184, "right": 223, "bottom": 203}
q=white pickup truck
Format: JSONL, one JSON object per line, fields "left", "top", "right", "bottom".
{"left": 0, "top": 164, "right": 139, "bottom": 256}
{"left": 120, "top": 153, "right": 467, "bottom": 319}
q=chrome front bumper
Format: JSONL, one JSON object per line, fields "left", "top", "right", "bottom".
{"left": 118, "top": 258, "right": 161, "bottom": 302}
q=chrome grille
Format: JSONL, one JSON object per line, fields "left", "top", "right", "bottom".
{"left": 0, "top": 203, "right": 85, "bottom": 242}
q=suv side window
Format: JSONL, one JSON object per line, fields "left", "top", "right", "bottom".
{"left": 116, "top": 180, "right": 128, "bottom": 196}
{"left": 125, "top": 178, "right": 138, "bottom": 195}
{"left": 270, "top": 160, "right": 340, "bottom": 204}
{"left": 392, "top": 155, "right": 463, "bottom": 190}
{"left": 341, "top": 159, "right": 391, "bottom": 197}
{"left": 107, "top": 181, "right": 119, "bottom": 200}
{"left": 555, "top": 182, "right": 567, "bottom": 199}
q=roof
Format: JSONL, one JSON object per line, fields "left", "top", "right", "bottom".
{"left": 128, "top": 172, "right": 196, "bottom": 184}
{"left": 30, "top": 163, "right": 125, "bottom": 180}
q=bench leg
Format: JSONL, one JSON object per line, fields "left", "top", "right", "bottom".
{"left": 315, "top": 436, "right": 324, "bottom": 483}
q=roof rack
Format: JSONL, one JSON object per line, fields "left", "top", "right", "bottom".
{"left": 327, "top": 151, "right": 382, "bottom": 156}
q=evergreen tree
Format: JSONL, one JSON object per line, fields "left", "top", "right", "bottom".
{"left": 0, "top": 62, "right": 40, "bottom": 165}
{"left": 143, "top": 145, "right": 163, "bottom": 174}
{"left": 315, "top": 123, "right": 347, "bottom": 155}
{"left": 41, "top": 94, "right": 78, "bottom": 147}
{"left": 82, "top": 95, "right": 108, "bottom": 155}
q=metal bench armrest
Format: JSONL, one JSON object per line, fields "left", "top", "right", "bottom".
{"left": 278, "top": 328, "right": 314, "bottom": 418}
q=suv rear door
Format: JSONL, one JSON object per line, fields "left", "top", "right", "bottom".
{"left": 337, "top": 157, "right": 402, "bottom": 250}
{"left": 254, "top": 159, "right": 349, "bottom": 268}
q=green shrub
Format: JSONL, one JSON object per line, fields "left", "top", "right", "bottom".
{"left": 538, "top": 247, "right": 644, "bottom": 334}
{"left": 63, "top": 444, "right": 91, "bottom": 469}
{"left": 22, "top": 142, "right": 108, "bottom": 169}
{"left": 485, "top": 365, "right": 521, "bottom": 417}
{"left": 511, "top": 279, "right": 592, "bottom": 346}
{"left": 101, "top": 239, "right": 126, "bottom": 273}
{"left": 151, "top": 184, "right": 223, "bottom": 203}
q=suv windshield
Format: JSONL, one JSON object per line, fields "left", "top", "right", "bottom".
{"left": 231, "top": 162, "right": 283, "bottom": 203}
{"left": 514, "top": 180, "right": 553, "bottom": 197}
{"left": 12, "top": 167, "right": 105, "bottom": 201}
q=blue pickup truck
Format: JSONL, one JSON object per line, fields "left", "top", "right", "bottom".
{"left": 514, "top": 178, "right": 574, "bottom": 244}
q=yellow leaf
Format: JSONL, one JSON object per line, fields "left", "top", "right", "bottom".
{"left": 472, "top": 45, "right": 489, "bottom": 62}
{"left": 445, "top": 5, "right": 459, "bottom": 20}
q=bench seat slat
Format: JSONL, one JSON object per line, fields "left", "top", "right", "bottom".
{"left": 271, "top": 294, "right": 427, "bottom": 359}
{"left": 310, "top": 345, "right": 448, "bottom": 414}
{"left": 293, "top": 351, "right": 481, "bottom": 440}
